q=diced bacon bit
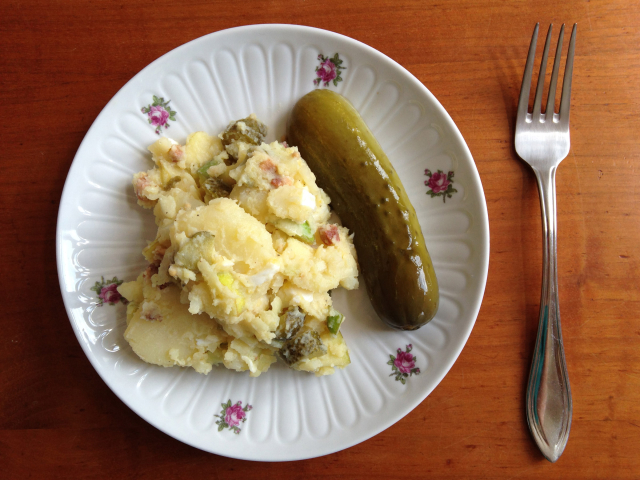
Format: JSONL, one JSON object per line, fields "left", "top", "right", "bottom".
{"left": 152, "top": 244, "right": 167, "bottom": 265}
{"left": 169, "top": 145, "right": 184, "bottom": 162}
{"left": 319, "top": 224, "right": 340, "bottom": 246}
{"left": 134, "top": 172, "right": 151, "bottom": 202}
{"left": 259, "top": 159, "right": 276, "bottom": 173}
{"left": 270, "top": 175, "right": 294, "bottom": 188}
{"left": 144, "top": 264, "right": 159, "bottom": 279}
{"left": 141, "top": 307, "right": 162, "bottom": 322}
{"left": 260, "top": 158, "right": 293, "bottom": 188}
{"left": 158, "top": 283, "right": 170, "bottom": 290}
{"left": 282, "top": 141, "right": 289, "bottom": 148}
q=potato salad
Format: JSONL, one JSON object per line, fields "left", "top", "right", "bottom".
{"left": 118, "top": 115, "right": 359, "bottom": 377}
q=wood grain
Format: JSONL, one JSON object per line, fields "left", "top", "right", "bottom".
{"left": 1, "top": 0, "right": 639, "bottom": 477}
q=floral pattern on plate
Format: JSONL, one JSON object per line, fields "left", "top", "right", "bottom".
{"left": 424, "top": 169, "right": 457, "bottom": 202}
{"left": 314, "top": 53, "right": 346, "bottom": 87}
{"left": 90, "top": 276, "right": 127, "bottom": 306}
{"left": 388, "top": 344, "right": 421, "bottom": 384}
{"left": 141, "top": 96, "right": 177, "bottom": 135}
{"left": 215, "top": 400, "right": 253, "bottom": 434}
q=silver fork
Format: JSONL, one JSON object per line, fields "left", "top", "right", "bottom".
{"left": 515, "top": 23, "right": 577, "bottom": 462}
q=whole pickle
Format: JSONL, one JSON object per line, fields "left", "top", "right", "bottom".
{"left": 286, "top": 90, "right": 438, "bottom": 330}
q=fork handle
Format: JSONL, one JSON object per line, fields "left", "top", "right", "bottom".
{"left": 526, "top": 166, "right": 572, "bottom": 462}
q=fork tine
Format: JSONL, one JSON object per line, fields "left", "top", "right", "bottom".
{"left": 559, "top": 24, "right": 577, "bottom": 124}
{"left": 545, "top": 24, "right": 565, "bottom": 117}
{"left": 517, "top": 23, "right": 539, "bottom": 121}
{"left": 532, "top": 25, "right": 553, "bottom": 118}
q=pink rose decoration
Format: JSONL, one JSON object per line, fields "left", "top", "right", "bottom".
{"left": 313, "top": 53, "right": 345, "bottom": 87}
{"left": 316, "top": 58, "right": 337, "bottom": 84}
{"left": 148, "top": 105, "right": 169, "bottom": 127}
{"left": 91, "top": 276, "right": 125, "bottom": 306}
{"left": 225, "top": 403, "right": 247, "bottom": 428}
{"left": 427, "top": 171, "right": 450, "bottom": 194}
{"left": 388, "top": 344, "right": 420, "bottom": 384}
{"left": 99, "top": 283, "right": 122, "bottom": 305}
{"left": 423, "top": 169, "right": 457, "bottom": 202}
{"left": 394, "top": 349, "right": 416, "bottom": 374}
{"left": 215, "top": 400, "right": 252, "bottom": 434}
{"left": 141, "top": 96, "right": 176, "bottom": 135}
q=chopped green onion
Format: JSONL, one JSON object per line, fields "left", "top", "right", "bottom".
{"left": 275, "top": 219, "right": 315, "bottom": 244}
{"left": 197, "top": 159, "right": 220, "bottom": 178}
{"left": 326, "top": 308, "right": 344, "bottom": 335}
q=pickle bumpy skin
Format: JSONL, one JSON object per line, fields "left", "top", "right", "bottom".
{"left": 286, "top": 90, "right": 439, "bottom": 330}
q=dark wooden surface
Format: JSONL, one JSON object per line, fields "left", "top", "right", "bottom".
{"left": 2, "top": 0, "right": 639, "bottom": 477}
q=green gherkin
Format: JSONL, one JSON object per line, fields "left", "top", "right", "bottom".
{"left": 163, "top": 176, "right": 182, "bottom": 190}
{"left": 204, "top": 177, "right": 232, "bottom": 199}
{"left": 174, "top": 231, "right": 215, "bottom": 271}
{"left": 275, "top": 306, "right": 306, "bottom": 341}
{"left": 279, "top": 328, "right": 327, "bottom": 366}
{"left": 221, "top": 115, "right": 267, "bottom": 160}
{"left": 286, "top": 90, "right": 439, "bottom": 330}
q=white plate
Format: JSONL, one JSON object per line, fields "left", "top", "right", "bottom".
{"left": 57, "top": 24, "right": 489, "bottom": 461}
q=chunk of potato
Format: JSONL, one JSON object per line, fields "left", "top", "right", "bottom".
{"left": 173, "top": 198, "right": 277, "bottom": 273}
{"left": 280, "top": 235, "right": 359, "bottom": 292}
{"left": 119, "top": 274, "right": 229, "bottom": 375}
{"left": 185, "top": 131, "right": 224, "bottom": 173}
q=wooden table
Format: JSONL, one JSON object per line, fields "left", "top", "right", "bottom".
{"left": 2, "top": 0, "right": 638, "bottom": 477}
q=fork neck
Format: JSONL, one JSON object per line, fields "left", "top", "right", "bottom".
{"left": 533, "top": 166, "right": 558, "bottom": 255}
